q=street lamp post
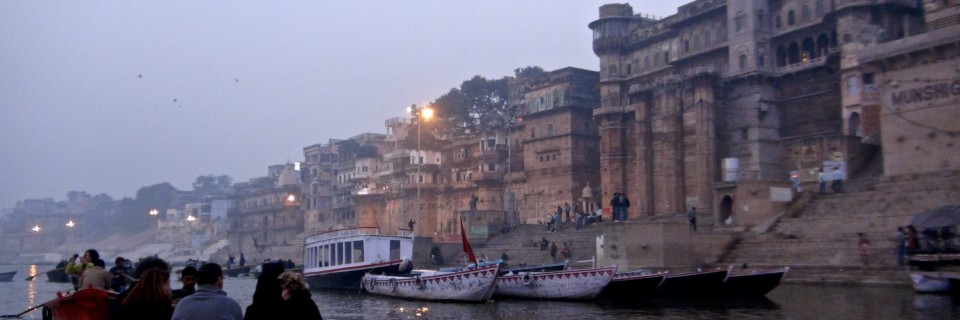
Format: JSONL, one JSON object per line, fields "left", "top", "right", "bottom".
{"left": 407, "top": 104, "right": 432, "bottom": 237}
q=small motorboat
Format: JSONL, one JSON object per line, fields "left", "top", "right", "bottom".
{"left": 222, "top": 265, "right": 251, "bottom": 277}
{"left": 495, "top": 265, "right": 618, "bottom": 300}
{"left": 45, "top": 268, "right": 70, "bottom": 283}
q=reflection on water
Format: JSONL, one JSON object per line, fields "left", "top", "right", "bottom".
{"left": 3, "top": 264, "right": 960, "bottom": 319}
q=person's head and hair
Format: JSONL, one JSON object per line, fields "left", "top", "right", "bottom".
{"left": 278, "top": 271, "right": 307, "bottom": 294}
{"left": 121, "top": 268, "right": 172, "bottom": 306}
{"left": 197, "top": 263, "right": 224, "bottom": 288}
{"left": 115, "top": 257, "right": 126, "bottom": 266}
{"left": 93, "top": 258, "right": 105, "bottom": 268}
{"left": 134, "top": 256, "right": 171, "bottom": 279}
{"left": 181, "top": 266, "right": 198, "bottom": 288}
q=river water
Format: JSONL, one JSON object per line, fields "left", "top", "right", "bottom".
{"left": 2, "top": 264, "right": 958, "bottom": 319}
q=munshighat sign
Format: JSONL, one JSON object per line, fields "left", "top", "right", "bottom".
{"left": 889, "top": 77, "right": 960, "bottom": 107}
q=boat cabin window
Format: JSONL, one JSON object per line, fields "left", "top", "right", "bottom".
{"left": 390, "top": 240, "right": 401, "bottom": 261}
{"left": 353, "top": 240, "right": 364, "bottom": 263}
{"left": 323, "top": 244, "right": 330, "bottom": 267}
{"left": 344, "top": 241, "right": 353, "bottom": 264}
{"left": 337, "top": 242, "right": 344, "bottom": 265}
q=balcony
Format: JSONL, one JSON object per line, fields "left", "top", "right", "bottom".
{"left": 593, "top": 104, "right": 637, "bottom": 117}
{"left": 592, "top": 35, "right": 627, "bottom": 54}
{"left": 774, "top": 55, "right": 828, "bottom": 75}
{"left": 472, "top": 170, "right": 504, "bottom": 182}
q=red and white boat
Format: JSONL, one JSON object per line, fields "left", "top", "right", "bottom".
{"left": 43, "top": 288, "right": 115, "bottom": 320}
{"left": 495, "top": 265, "right": 618, "bottom": 300}
{"left": 362, "top": 264, "right": 501, "bottom": 302}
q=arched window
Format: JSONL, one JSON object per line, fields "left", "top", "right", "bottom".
{"left": 739, "top": 54, "right": 747, "bottom": 70}
{"left": 644, "top": 56, "right": 651, "bottom": 70}
{"left": 788, "top": 42, "right": 800, "bottom": 64}
{"left": 816, "top": 0, "right": 825, "bottom": 17}
{"left": 684, "top": 40, "right": 690, "bottom": 53}
{"left": 848, "top": 112, "right": 862, "bottom": 136}
{"left": 654, "top": 52, "right": 661, "bottom": 66}
{"left": 608, "top": 64, "right": 618, "bottom": 77}
{"left": 704, "top": 31, "right": 712, "bottom": 45}
{"left": 775, "top": 15, "right": 782, "bottom": 29}
{"left": 626, "top": 63, "right": 632, "bottom": 75}
{"left": 788, "top": 10, "right": 796, "bottom": 26}
{"left": 801, "top": 5, "right": 811, "bottom": 22}
{"left": 816, "top": 33, "right": 830, "bottom": 56}
{"left": 801, "top": 37, "right": 815, "bottom": 60}
{"left": 717, "top": 25, "right": 726, "bottom": 41}
{"left": 693, "top": 35, "right": 701, "bottom": 51}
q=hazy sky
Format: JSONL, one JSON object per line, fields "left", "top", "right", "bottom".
{"left": 0, "top": 1, "right": 686, "bottom": 208}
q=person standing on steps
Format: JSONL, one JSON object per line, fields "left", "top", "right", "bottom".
{"left": 469, "top": 194, "right": 478, "bottom": 211}
{"left": 620, "top": 193, "right": 631, "bottom": 221}
{"left": 610, "top": 193, "right": 621, "bottom": 222}
{"left": 831, "top": 167, "right": 844, "bottom": 193}
{"left": 549, "top": 242, "right": 558, "bottom": 262}
{"left": 687, "top": 207, "right": 698, "bottom": 231}
{"left": 858, "top": 233, "right": 872, "bottom": 266}
{"left": 564, "top": 202, "right": 572, "bottom": 223}
{"left": 818, "top": 167, "right": 827, "bottom": 195}
{"left": 895, "top": 227, "right": 907, "bottom": 266}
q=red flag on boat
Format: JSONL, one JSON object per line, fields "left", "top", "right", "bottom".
{"left": 460, "top": 217, "right": 478, "bottom": 266}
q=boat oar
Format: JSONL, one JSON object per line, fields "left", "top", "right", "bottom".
{"left": 0, "top": 303, "right": 46, "bottom": 318}
{"left": 25, "top": 268, "right": 63, "bottom": 281}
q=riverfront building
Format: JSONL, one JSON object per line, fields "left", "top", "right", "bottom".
{"left": 587, "top": 0, "right": 953, "bottom": 229}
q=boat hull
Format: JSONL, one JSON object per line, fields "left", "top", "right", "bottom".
{"left": 0, "top": 271, "right": 16, "bottom": 282}
{"left": 655, "top": 269, "right": 728, "bottom": 299}
{"left": 362, "top": 264, "right": 500, "bottom": 302}
{"left": 495, "top": 266, "right": 617, "bottom": 300}
{"left": 500, "top": 262, "right": 566, "bottom": 275}
{"left": 43, "top": 288, "right": 115, "bottom": 320}
{"left": 306, "top": 260, "right": 407, "bottom": 290}
{"left": 721, "top": 268, "right": 788, "bottom": 297}
{"left": 46, "top": 268, "right": 70, "bottom": 283}
{"left": 223, "top": 266, "right": 251, "bottom": 277}
{"left": 911, "top": 272, "right": 952, "bottom": 293}
{"left": 596, "top": 271, "right": 667, "bottom": 300}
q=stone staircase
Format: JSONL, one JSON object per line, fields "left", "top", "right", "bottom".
{"left": 470, "top": 222, "right": 603, "bottom": 268}
{"left": 720, "top": 170, "right": 960, "bottom": 284}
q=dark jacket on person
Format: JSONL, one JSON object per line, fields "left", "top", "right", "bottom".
{"left": 278, "top": 290, "right": 323, "bottom": 320}
{"left": 114, "top": 298, "right": 174, "bottom": 320}
{"left": 244, "top": 262, "right": 285, "bottom": 320}
{"left": 171, "top": 286, "right": 196, "bottom": 300}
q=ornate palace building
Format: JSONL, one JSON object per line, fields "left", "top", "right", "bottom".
{"left": 589, "top": 0, "right": 938, "bottom": 227}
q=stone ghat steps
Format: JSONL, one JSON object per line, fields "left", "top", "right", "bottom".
{"left": 472, "top": 222, "right": 603, "bottom": 268}
{"left": 722, "top": 171, "right": 960, "bottom": 270}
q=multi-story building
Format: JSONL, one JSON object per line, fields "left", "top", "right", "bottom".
{"left": 589, "top": 0, "right": 927, "bottom": 228}
{"left": 302, "top": 140, "right": 340, "bottom": 234}
{"left": 227, "top": 164, "right": 303, "bottom": 261}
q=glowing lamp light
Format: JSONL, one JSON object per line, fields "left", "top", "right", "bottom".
{"left": 186, "top": 215, "right": 197, "bottom": 222}
{"left": 66, "top": 221, "right": 75, "bottom": 228}
{"left": 421, "top": 107, "right": 433, "bottom": 120}
{"left": 287, "top": 194, "right": 296, "bottom": 202}
{"left": 149, "top": 209, "right": 159, "bottom": 216}
{"left": 32, "top": 225, "right": 41, "bottom": 232}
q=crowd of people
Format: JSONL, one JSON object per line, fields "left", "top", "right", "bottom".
{"left": 61, "top": 248, "right": 323, "bottom": 320}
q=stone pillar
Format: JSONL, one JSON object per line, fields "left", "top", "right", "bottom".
{"left": 635, "top": 95, "right": 655, "bottom": 216}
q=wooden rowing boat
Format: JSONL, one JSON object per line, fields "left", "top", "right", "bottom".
{"left": 362, "top": 264, "right": 500, "bottom": 302}
{"left": 495, "top": 266, "right": 617, "bottom": 300}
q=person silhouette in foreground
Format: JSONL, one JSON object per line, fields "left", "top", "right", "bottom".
{"left": 171, "top": 263, "right": 243, "bottom": 320}
{"left": 243, "top": 261, "right": 285, "bottom": 320}
{"left": 277, "top": 271, "right": 323, "bottom": 319}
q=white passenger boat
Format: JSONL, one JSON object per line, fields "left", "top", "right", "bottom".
{"left": 362, "top": 264, "right": 500, "bottom": 302}
{"left": 494, "top": 265, "right": 617, "bottom": 300}
{"left": 302, "top": 227, "right": 414, "bottom": 290}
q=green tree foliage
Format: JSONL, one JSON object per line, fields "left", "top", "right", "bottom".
{"left": 115, "top": 182, "right": 178, "bottom": 232}
{"left": 418, "top": 73, "right": 516, "bottom": 140}
{"left": 193, "top": 174, "right": 232, "bottom": 196}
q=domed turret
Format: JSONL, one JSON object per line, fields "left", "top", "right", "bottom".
{"left": 581, "top": 183, "right": 594, "bottom": 199}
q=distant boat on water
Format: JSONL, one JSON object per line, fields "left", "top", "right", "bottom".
{"left": 0, "top": 271, "right": 16, "bottom": 282}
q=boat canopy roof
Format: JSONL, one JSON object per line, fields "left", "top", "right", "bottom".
{"left": 306, "top": 227, "right": 412, "bottom": 243}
